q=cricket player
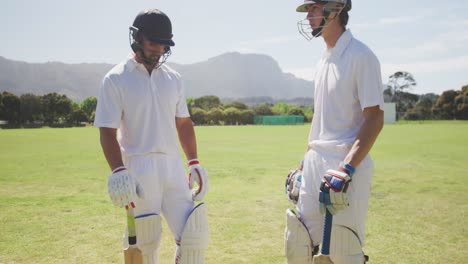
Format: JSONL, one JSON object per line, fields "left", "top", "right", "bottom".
{"left": 285, "top": 1, "right": 384, "bottom": 263}
{"left": 94, "top": 9, "right": 209, "bottom": 264}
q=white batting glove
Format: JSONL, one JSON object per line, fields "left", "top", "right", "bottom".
{"left": 285, "top": 168, "right": 302, "bottom": 204}
{"left": 107, "top": 166, "right": 144, "bottom": 208}
{"left": 319, "top": 168, "right": 352, "bottom": 215}
{"left": 188, "top": 159, "right": 209, "bottom": 201}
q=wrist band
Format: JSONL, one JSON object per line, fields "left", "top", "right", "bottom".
{"left": 112, "top": 166, "right": 126, "bottom": 173}
{"left": 188, "top": 159, "right": 199, "bottom": 166}
{"left": 343, "top": 163, "right": 355, "bottom": 177}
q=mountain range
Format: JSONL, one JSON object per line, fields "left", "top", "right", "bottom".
{"left": 0, "top": 52, "right": 313, "bottom": 104}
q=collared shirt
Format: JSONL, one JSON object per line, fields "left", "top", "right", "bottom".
{"left": 308, "top": 29, "right": 384, "bottom": 146}
{"left": 94, "top": 55, "right": 190, "bottom": 157}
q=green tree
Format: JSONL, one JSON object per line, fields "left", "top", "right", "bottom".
{"left": 186, "top": 97, "right": 195, "bottom": 115}
{"left": 20, "top": 93, "right": 43, "bottom": 124}
{"left": 302, "top": 106, "right": 313, "bottom": 122}
{"left": 287, "top": 106, "right": 305, "bottom": 116}
{"left": 224, "top": 101, "right": 248, "bottom": 110}
{"left": 190, "top": 107, "right": 207, "bottom": 125}
{"left": 80, "top": 96, "right": 97, "bottom": 122}
{"left": 207, "top": 107, "right": 224, "bottom": 125}
{"left": 386, "top": 71, "right": 418, "bottom": 117}
{"left": 223, "top": 107, "right": 241, "bottom": 125}
{"left": 454, "top": 85, "right": 468, "bottom": 120}
{"left": 193, "top": 96, "right": 221, "bottom": 111}
{"left": 0, "top": 92, "right": 4, "bottom": 120}
{"left": 387, "top": 71, "right": 417, "bottom": 96}
{"left": 432, "top": 90, "right": 459, "bottom": 119}
{"left": 253, "top": 103, "right": 273, "bottom": 116}
{"left": 272, "top": 102, "right": 289, "bottom": 115}
{"left": 1, "top": 91, "right": 20, "bottom": 125}
{"left": 240, "top": 109, "right": 254, "bottom": 125}
{"left": 68, "top": 109, "right": 88, "bottom": 125}
{"left": 41, "top": 92, "right": 73, "bottom": 125}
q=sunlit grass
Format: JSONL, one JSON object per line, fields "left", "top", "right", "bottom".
{"left": 0, "top": 121, "right": 466, "bottom": 263}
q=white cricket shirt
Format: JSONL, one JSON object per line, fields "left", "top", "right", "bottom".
{"left": 94, "top": 56, "right": 190, "bottom": 156}
{"left": 308, "top": 30, "right": 384, "bottom": 146}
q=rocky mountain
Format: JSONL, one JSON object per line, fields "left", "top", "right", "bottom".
{"left": 0, "top": 52, "right": 313, "bottom": 103}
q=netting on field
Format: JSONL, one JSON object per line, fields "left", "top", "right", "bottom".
{"left": 254, "top": 115, "right": 304, "bottom": 125}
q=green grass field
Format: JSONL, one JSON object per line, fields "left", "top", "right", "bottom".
{"left": 0, "top": 121, "right": 467, "bottom": 263}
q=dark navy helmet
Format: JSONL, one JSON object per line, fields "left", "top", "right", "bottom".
{"left": 129, "top": 9, "right": 175, "bottom": 53}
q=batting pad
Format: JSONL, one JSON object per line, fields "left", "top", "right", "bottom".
{"left": 178, "top": 203, "right": 209, "bottom": 264}
{"left": 285, "top": 209, "right": 314, "bottom": 264}
{"left": 330, "top": 225, "right": 366, "bottom": 264}
{"left": 135, "top": 214, "right": 162, "bottom": 264}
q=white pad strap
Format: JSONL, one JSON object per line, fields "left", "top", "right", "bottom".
{"left": 178, "top": 203, "right": 209, "bottom": 264}
{"left": 128, "top": 214, "right": 162, "bottom": 264}
{"left": 285, "top": 209, "right": 314, "bottom": 264}
{"left": 330, "top": 225, "right": 366, "bottom": 264}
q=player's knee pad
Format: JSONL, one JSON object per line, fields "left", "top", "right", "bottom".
{"left": 177, "top": 203, "right": 209, "bottom": 264}
{"left": 330, "top": 225, "right": 366, "bottom": 264}
{"left": 285, "top": 209, "right": 316, "bottom": 264}
{"left": 132, "top": 214, "right": 162, "bottom": 264}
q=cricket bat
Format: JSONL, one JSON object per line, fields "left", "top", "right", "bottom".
{"left": 124, "top": 207, "right": 143, "bottom": 264}
{"left": 312, "top": 209, "right": 334, "bottom": 264}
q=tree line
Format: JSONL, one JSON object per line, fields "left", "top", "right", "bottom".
{"left": 384, "top": 71, "right": 467, "bottom": 120}
{"left": 0, "top": 92, "right": 96, "bottom": 128}
{"left": 187, "top": 96, "right": 312, "bottom": 125}
{"left": 1, "top": 73, "right": 466, "bottom": 128}
{"left": 0, "top": 92, "right": 313, "bottom": 128}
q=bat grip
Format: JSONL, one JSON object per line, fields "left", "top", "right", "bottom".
{"left": 321, "top": 210, "right": 333, "bottom": 255}
{"left": 127, "top": 207, "right": 137, "bottom": 245}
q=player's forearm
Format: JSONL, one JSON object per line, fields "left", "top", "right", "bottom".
{"left": 176, "top": 117, "right": 198, "bottom": 161}
{"left": 344, "top": 107, "right": 384, "bottom": 168}
{"left": 99, "top": 127, "right": 124, "bottom": 171}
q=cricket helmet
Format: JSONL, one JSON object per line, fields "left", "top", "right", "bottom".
{"left": 296, "top": 0, "right": 351, "bottom": 40}
{"left": 129, "top": 9, "right": 174, "bottom": 68}
{"left": 296, "top": 0, "right": 351, "bottom": 13}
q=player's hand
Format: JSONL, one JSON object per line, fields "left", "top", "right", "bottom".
{"left": 285, "top": 160, "right": 304, "bottom": 204}
{"left": 107, "top": 166, "right": 144, "bottom": 208}
{"left": 188, "top": 159, "right": 209, "bottom": 201}
{"left": 319, "top": 168, "right": 352, "bottom": 215}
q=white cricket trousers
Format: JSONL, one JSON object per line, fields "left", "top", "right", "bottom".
{"left": 297, "top": 141, "right": 373, "bottom": 246}
{"left": 124, "top": 153, "right": 194, "bottom": 241}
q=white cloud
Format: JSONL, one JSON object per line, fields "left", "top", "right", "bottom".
{"left": 382, "top": 55, "right": 468, "bottom": 76}
{"left": 353, "top": 8, "right": 436, "bottom": 31}
{"left": 285, "top": 55, "right": 468, "bottom": 93}
{"left": 378, "top": 15, "right": 422, "bottom": 25}
{"left": 377, "top": 28, "right": 468, "bottom": 59}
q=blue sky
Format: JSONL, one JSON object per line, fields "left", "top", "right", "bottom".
{"left": 1, "top": 0, "right": 467, "bottom": 95}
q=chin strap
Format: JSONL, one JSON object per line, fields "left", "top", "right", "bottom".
{"left": 312, "top": 18, "right": 327, "bottom": 37}
{"left": 135, "top": 49, "right": 171, "bottom": 70}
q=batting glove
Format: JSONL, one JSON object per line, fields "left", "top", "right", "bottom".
{"left": 107, "top": 166, "right": 144, "bottom": 208}
{"left": 285, "top": 161, "right": 304, "bottom": 204}
{"left": 188, "top": 159, "right": 209, "bottom": 201}
{"left": 319, "top": 168, "right": 352, "bottom": 215}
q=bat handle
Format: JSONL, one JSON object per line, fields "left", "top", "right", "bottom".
{"left": 127, "top": 207, "right": 137, "bottom": 246}
{"left": 321, "top": 210, "right": 333, "bottom": 255}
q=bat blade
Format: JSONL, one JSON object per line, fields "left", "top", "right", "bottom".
{"left": 124, "top": 207, "right": 143, "bottom": 264}
{"left": 313, "top": 254, "right": 334, "bottom": 264}
{"left": 124, "top": 248, "right": 143, "bottom": 264}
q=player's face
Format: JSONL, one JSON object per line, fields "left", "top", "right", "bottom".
{"left": 140, "top": 37, "right": 168, "bottom": 62}
{"left": 306, "top": 4, "right": 324, "bottom": 29}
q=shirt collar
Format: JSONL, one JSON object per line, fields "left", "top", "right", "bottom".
{"left": 124, "top": 53, "right": 165, "bottom": 74}
{"left": 124, "top": 53, "right": 140, "bottom": 72}
{"left": 324, "top": 29, "right": 353, "bottom": 60}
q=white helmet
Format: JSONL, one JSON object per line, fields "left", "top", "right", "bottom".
{"left": 296, "top": 0, "right": 352, "bottom": 40}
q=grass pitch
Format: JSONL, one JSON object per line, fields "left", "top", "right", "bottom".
{"left": 0, "top": 121, "right": 467, "bottom": 263}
